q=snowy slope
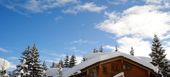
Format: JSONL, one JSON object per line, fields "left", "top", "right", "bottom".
{"left": 63, "top": 52, "right": 158, "bottom": 77}
{"left": 46, "top": 68, "right": 59, "bottom": 77}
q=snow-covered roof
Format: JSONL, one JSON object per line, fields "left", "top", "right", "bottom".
{"left": 63, "top": 52, "right": 158, "bottom": 77}
{"left": 137, "top": 56, "right": 152, "bottom": 63}
{"left": 84, "top": 52, "right": 104, "bottom": 60}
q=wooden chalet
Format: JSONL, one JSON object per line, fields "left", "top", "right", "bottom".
{"left": 64, "top": 52, "right": 158, "bottom": 77}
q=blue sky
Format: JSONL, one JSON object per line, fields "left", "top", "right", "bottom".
{"left": 1, "top": 0, "right": 170, "bottom": 70}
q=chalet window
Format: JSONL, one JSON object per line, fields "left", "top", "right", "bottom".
{"left": 111, "top": 63, "right": 116, "bottom": 71}
{"left": 102, "top": 65, "right": 107, "bottom": 73}
{"left": 111, "top": 63, "right": 121, "bottom": 72}
{"left": 123, "top": 63, "right": 132, "bottom": 70}
{"left": 89, "top": 67, "right": 98, "bottom": 77}
{"left": 95, "top": 66, "right": 99, "bottom": 74}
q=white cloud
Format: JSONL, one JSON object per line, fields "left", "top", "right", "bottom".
{"left": 145, "top": 0, "right": 162, "bottom": 4}
{"left": 0, "top": 0, "right": 79, "bottom": 13}
{"left": 63, "top": 2, "right": 106, "bottom": 14}
{"left": 117, "top": 37, "right": 151, "bottom": 57}
{"left": 145, "top": 0, "right": 170, "bottom": 8}
{"left": 0, "top": 0, "right": 106, "bottom": 14}
{"left": 8, "top": 57, "right": 18, "bottom": 61}
{"left": 97, "top": 5, "right": 170, "bottom": 59}
{"left": 24, "top": 0, "right": 79, "bottom": 13}
{"left": 0, "top": 48, "right": 8, "bottom": 53}
{"left": 55, "top": 0, "right": 79, "bottom": 5}
{"left": 70, "top": 39, "right": 88, "bottom": 44}
{"left": 54, "top": 16, "right": 63, "bottom": 22}
{"left": 69, "top": 46, "right": 77, "bottom": 51}
{"left": 98, "top": 5, "right": 170, "bottom": 38}
{"left": 0, "top": 58, "right": 15, "bottom": 70}
{"left": 70, "top": 39, "right": 96, "bottom": 45}
{"left": 106, "top": 0, "right": 128, "bottom": 5}
{"left": 103, "top": 45, "right": 115, "bottom": 50}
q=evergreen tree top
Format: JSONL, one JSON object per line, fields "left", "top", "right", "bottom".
{"left": 69, "top": 55, "right": 76, "bottom": 68}
{"left": 99, "top": 46, "right": 103, "bottom": 52}
{"left": 150, "top": 35, "right": 169, "bottom": 76}
{"left": 115, "top": 45, "right": 118, "bottom": 52}
{"left": 32, "top": 44, "right": 38, "bottom": 51}
{"left": 16, "top": 44, "right": 43, "bottom": 77}
{"left": 43, "top": 61, "right": 47, "bottom": 66}
{"left": 130, "top": 47, "right": 134, "bottom": 56}
{"left": 93, "top": 48, "right": 98, "bottom": 53}
{"left": 64, "top": 55, "right": 70, "bottom": 68}
{"left": 43, "top": 61, "right": 48, "bottom": 70}
{"left": 51, "top": 62, "right": 56, "bottom": 68}
{"left": 153, "top": 34, "right": 159, "bottom": 41}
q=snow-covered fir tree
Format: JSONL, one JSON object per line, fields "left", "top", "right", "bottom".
{"left": 149, "top": 35, "right": 170, "bottom": 77}
{"left": 161, "top": 59, "right": 170, "bottom": 77}
{"left": 93, "top": 48, "right": 98, "bottom": 53}
{"left": 0, "top": 70, "right": 8, "bottom": 77}
{"left": 42, "top": 61, "right": 48, "bottom": 77}
{"left": 42, "top": 61, "right": 48, "bottom": 71}
{"left": 58, "top": 60, "right": 64, "bottom": 68}
{"left": 30, "top": 45, "right": 43, "bottom": 77}
{"left": 69, "top": 55, "right": 76, "bottom": 68}
{"left": 50, "top": 62, "right": 57, "bottom": 68}
{"left": 0, "top": 60, "right": 8, "bottom": 77}
{"left": 99, "top": 46, "right": 103, "bottom": 52}
{"left": 130, "top": 47, "right": 134, "bottom": 56}
{"left": 57, "top": 65, "right": 63, "bottom": 77}
{"left": 64, "top": 55, "right": 69, "bottom": 68}
{"left": 15, "top": 46, "right": 31, "bottom": 77}
{"left": 115, "top": 45, "right": 118, "bottom": 52}
{"left": 82, "top": 57, "right": 86, "bottom": 62}
{"left": 16, "top": 45, "right": 44, "bottom": 77}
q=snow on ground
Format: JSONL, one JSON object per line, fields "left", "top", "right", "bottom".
{"left": 46, "top": 68, "right": 71, "bottom": 77}
{"left": 83, "top": 52, "right": 104, "bottom": 60}
{"left": 46, "top": 68, "right": 59, "bottom": 77}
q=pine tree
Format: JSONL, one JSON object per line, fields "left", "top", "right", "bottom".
{"left": 50, "top": 62, "right": 56, "bottom": 68}
{"left": 64, "top": 55, "right": 69, "bottom": 68}
{"left": 130, "top": 47, "right": 134, "bottom": 56}
{"left": 115, "top": 45, "right": 118, "bottom": 52}
{"left": 0, "top": 60, "right": 8, "bottom": 77}
{"left": 82, "top": 57, "right": 86, "bottom": 62}
{"left": 42, "top": 61, "right": 47, "bottom": 77}
{"left": 15, "top": 45, "right": 44, "bottom": 77}
{"left": 99, "top": 46, "right": 103, "bottom": 52}
{"left": 149, "top": 35, "right": 169, "bottom": 77}
{"left": 93, "top": 48, "right": 98, "bottom": 53}
{"left": 42, "top": 61, "right": 47, "bottom": 71}
{"left": 15, "top": 46, "right": 31, "bottom": 77}
{"left": 69, "top": 55, "right": 76, "bottom": 68}
{"left": 161, "top": 59, "right": 170, "bottom": 77}
{"left": 57, "top": 65, "right": 62, "bottom": 77}
{"left": 59, "top": 60, "right": 64, "bottom": 68}
{"left": 30, "top": 44, "right": 43, "bottom": 77}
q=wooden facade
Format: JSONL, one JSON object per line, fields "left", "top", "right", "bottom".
{"left": 70, "top": 56, "right": 157, "bottom": 77}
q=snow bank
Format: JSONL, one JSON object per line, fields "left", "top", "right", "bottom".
{"left": 46, "top": 68, "right": 59, "bottom": 77}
